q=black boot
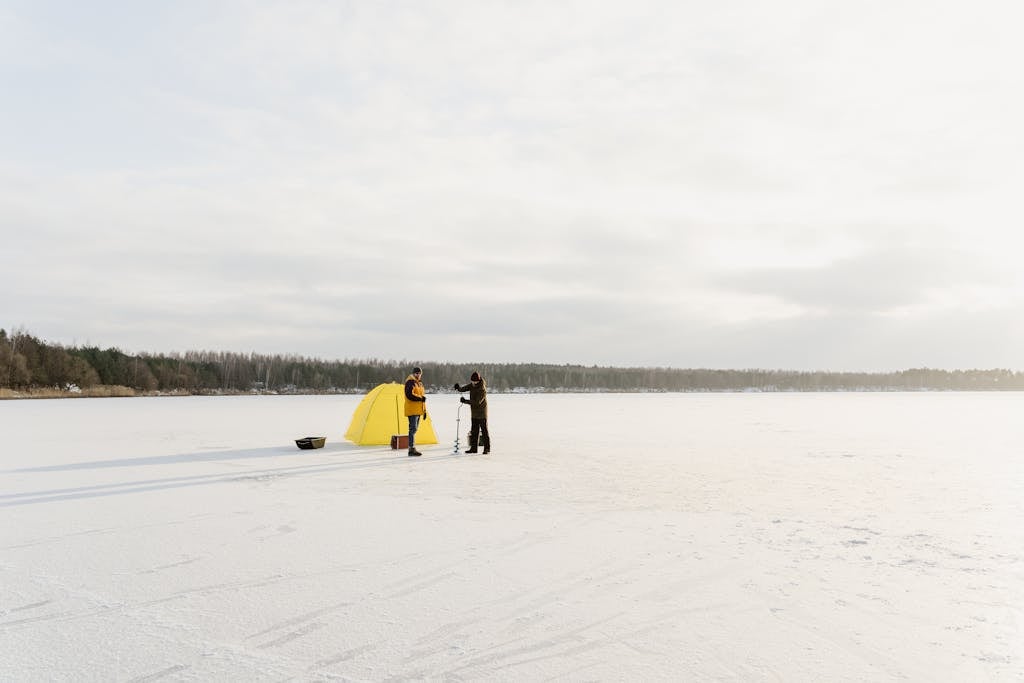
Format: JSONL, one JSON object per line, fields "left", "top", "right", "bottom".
{"left": 482, "top": 435, "right": 490, "bottom": 455}
{"left": 408, "top": 447, "right": 422, "bottom": 456}
{"left": 464, "top": 432, "right": 478, "bottom": 454}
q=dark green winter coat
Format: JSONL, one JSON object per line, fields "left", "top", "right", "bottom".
{"left": 457, "top": 379, "right": 488, "bottom": 419}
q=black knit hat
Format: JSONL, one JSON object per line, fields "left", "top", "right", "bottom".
{"left": 413, "top": 367, "right": 422, "bottom": 374}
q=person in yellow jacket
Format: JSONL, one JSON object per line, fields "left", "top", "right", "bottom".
{"left": 403, "top": 367, "right": 427, "bottom": 456}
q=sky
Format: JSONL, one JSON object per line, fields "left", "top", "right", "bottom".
{"left": 2, "top": 1, "right": 1023, "bottom": 372}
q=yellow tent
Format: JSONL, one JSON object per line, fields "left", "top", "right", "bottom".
{"left": 344, "top": 382, "right": 439, "bottom": 446}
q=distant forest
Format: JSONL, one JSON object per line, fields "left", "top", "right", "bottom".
{"left": 2, "top": 327, "right": 1023, "bottom": 396}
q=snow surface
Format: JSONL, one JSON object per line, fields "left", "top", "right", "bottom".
{"left": 1, "top": 392, "right": 1022, "bottom": 681}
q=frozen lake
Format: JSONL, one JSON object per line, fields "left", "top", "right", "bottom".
{"left": 2, "top": 392, "right": 1022, "bottom": 681}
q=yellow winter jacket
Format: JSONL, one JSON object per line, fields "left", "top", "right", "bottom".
{"left": 404, "top": 374, "right": 426, "bottom": 416}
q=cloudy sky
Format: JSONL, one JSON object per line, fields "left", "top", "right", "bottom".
{"left": 2, "top": 1, "right": 1023, "bottom": 371}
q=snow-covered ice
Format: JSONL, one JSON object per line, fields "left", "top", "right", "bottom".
{"left": 2, "top": 392, "right": 1022, "bottom": 681}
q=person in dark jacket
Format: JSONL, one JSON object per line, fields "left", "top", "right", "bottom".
{"left": 404, "top": 367, "right": 427, "bottom": 456}
{"left": 453, "top": 371, "right": 489, "bottom": 454}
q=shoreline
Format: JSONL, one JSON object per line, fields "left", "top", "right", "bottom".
{"left": 4, "top": 386, "right": 1023, "bottom": 400}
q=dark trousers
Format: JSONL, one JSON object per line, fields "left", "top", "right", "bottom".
{"left": 407, "top": 414, "right": 420, "bottom": 449}
{"left": 470, "top": 418, "right": 490, "bottom": 450}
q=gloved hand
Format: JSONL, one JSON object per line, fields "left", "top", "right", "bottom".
{"left": 460, "top": 397, "right": 470, "bottom": 404}
{"left": 452, "top": 383, "right": 460, "bottom": 390}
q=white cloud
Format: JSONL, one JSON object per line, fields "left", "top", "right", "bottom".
{"left": 2, "top": 1, "right": 1023, "bottom": 370}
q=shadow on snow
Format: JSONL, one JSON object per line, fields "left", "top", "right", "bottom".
{"left": 1, "top": 443, "right": 463, "bottom": 508}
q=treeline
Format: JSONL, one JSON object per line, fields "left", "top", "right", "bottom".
{"left": 2, "top": 327, "right": 1023, "bottom": 395}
